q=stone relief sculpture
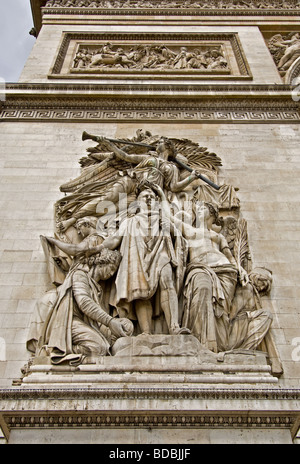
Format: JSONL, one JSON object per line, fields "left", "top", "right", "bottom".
{"left": 71, "top": 43, "right": 229, "bottom": 73}
{"left": 268, "top": 32, "right": 300, "bottom": 82}
{"left": 27, "top": 130, "right": 282, "bottom": 376}
{"left": 28, "top": 218, "right": 133, "bottom": 365}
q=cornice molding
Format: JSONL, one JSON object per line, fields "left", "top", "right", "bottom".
{"left": 1, "top": 85, "right": 299, "bottom": 122}
{"left": 31, "top": 0, "right": 47, "bottom": 33}
{"left": 1, "top": 387, "right": 300, "bottom": 439}
{"left": 42, "top": 0, "right": 300, "bottom": 16}
{"left": 2, "top": 411, "right": 299, "bottom": 431}
{"left": 31, "top": 0, "right": 300, "bottom": 35}
{"left": 42, "top": 7, "right": 300, "bottom": 17}
{"left": 5, "top": 83, "right": 295, "bottom": 92}
{"left": 1, "top": 386, "right": 300, "bottom": 400}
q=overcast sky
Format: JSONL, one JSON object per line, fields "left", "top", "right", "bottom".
{"left": 0, "top": 0, "right": 36, "bottom": 83}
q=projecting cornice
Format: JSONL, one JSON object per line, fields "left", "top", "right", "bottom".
{"left": 1, "top": 83, "right": 299, "bottom": 123}
{"left": 31, "top": 0, "right": 300, "bottom": 34}
{"left": 1, "top": 387, "right": 300, "bottom": 441}
{"left": 30, "top": 0, "right": 47, "bottom": 33}
{"left": 42, "top": 0, "right": 300, "bottom": 13}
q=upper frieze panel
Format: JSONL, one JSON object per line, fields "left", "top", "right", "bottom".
{"left": 43, "top": 0, "right": 300, "bottom": 14}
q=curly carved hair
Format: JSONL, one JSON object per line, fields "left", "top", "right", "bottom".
{"left": 192, "top": 200, "right": 220, "bottom": 225}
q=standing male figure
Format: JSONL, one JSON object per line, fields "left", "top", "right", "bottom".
{"left": 88, "top": 187, "right": 190, "bottom": 336}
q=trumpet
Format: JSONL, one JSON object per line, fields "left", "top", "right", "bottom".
{"left": 81, "top": 131, "right": 220, "bottom": 190}
{"left": 82, "top": 131, "right": 101, "bottom": 143}
{"left": 82, "top": 131, "right": 155, "bottom": 149}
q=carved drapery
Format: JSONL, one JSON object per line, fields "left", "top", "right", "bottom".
{"left": 21, "top": 130, "right": 283, "bottom": 381}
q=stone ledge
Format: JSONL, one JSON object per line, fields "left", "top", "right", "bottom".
{"left": 1, "top": 84, "right": 298, "bottom": 123}
{"left": 2, "top": 386, "right": 300, "bottom": 399}
{"left": 18, "top": 337, "right": 278, "bottom": 386}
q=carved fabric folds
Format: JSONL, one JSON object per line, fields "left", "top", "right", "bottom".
{"left": 112, "top": 210, "right": 187, "bottom": 320}
{"left": 182, "top": 262, "right": 237, "bottom": 352}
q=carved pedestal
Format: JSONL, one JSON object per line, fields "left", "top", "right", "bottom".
{"left": 22, "top": 335, "right": 278, "bottom": 387}
{"left": 2, "top": 336, "right": 298, "bottom": 444}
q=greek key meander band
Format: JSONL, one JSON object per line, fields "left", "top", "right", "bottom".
{"left": 1, "top": 109, "right": 299, "bottom": 121}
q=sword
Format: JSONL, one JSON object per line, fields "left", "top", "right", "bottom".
{"left": 173, "top": 158, "right": 220, "bottom": 191}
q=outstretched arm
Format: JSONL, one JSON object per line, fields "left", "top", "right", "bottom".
{"left": 42, "top": 236, "right": 89, "bottom": 257}
{"left": 99, "top": 137, "right": 147, "bottom": 165}
{"left": 86, "top": 234, "right": 122, "bottom": 257}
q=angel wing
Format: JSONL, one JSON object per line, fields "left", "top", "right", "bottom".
{"left": 219, "top": 215, "right": 238, "bottom": 254}
{"left": 60, "top": 154, "right": 133, "bottom": 194}
{"left": 168, "top": 137, "right": 222, "bottom": 172}
{"left": 61, "top": 131, "right": 222, "bottom": 194}
{"left": 55, "top": 130, "right": 224, "bottom": 242}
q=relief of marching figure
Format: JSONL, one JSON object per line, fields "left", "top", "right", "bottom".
{"left": 268, "top": 32, "right": 300, "bottom": 82}
{"left": 26, "top": 130, "right": 283, "bottom": 375}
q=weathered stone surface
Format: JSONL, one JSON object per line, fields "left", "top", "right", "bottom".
{"left": 112, "top": 334, "right": 206, "bottom": 357}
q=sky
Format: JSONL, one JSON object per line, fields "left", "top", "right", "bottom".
{"left": 0, "top": 0, "right": 36, "bottom": 83}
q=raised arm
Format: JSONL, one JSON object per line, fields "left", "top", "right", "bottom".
{"left": 100, "top": 137, "right": 147, "bottom": 165}
{"left": 168, "top": 168, "right": 198, "bottom": 193}
{"left": 152, "top": 184, "right": 196, "bottom": 239}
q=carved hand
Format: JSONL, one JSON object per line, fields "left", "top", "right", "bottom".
{"left": 109, "top": 318, "right": 129, "bottom": 338}
{"left": 151, "top": 183, "right": 164, "bottom": 198}
{"left": 86, "top": 244, "right": 104, "bottom": 258}
{"left": 239, "top": 267, "right": 249, "bottom": 287}
{"left": 191, "top": 169, "right": 199, "bottom": 180}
